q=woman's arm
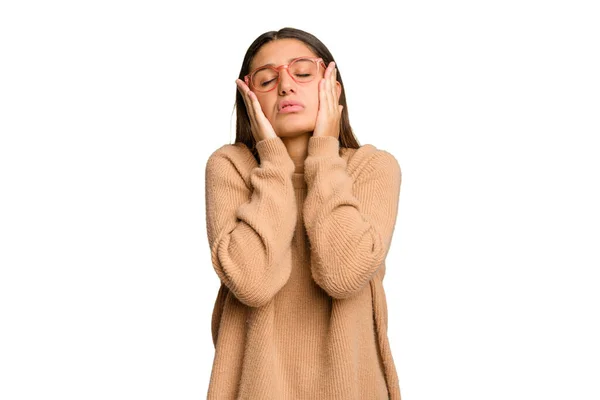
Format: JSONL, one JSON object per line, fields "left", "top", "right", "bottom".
{"left": 303, "top": 135, "right": 402, "bottom": 299}
{"left": 205, "top": 136, "right": 297, "bottom": 308}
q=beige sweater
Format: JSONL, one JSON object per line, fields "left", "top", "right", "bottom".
{"left": 205, "top": 135, "right": 402, "bottom": 399}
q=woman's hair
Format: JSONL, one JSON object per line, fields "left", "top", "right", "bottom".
{"left": 233, "top": 27, "right": 360, "bottom": 162}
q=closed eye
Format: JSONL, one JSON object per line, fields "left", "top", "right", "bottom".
{"left": 260, "top": 79, "right": 275, "bottom": 87}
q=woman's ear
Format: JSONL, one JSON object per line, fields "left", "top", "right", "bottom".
{"left": 336, "top": 81, "right": 342, "bottom": 102}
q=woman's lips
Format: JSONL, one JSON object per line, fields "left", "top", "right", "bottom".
{"left": 279, "top": 105, "right": 304, "bottom": 113}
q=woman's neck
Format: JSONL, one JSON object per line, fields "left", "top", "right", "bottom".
{"left": 280, "top": 133, "right": 311, "bottom": 174}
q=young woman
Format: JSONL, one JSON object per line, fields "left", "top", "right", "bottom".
{"left": 205, "top": 27, "right": 403, "bottom": 400}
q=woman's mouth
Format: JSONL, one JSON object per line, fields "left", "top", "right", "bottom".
{"left": 279, "top": 105, "right": 304, "bottom": 113}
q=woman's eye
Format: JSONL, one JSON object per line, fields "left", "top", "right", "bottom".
{"left": 295, "top": 73, "right": 311, "bottom": 77}
{"left": 260, "top": 79, "right": 275, "bottom": 86}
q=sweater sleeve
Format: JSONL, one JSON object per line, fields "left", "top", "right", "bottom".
{"left": 303, "top": 135, "right": 401, "bottom": 299}
{"left": 205, "top": 136, "right": 297, "bottom": 308}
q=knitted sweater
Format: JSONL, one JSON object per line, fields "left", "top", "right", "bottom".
{"left": 205, "top": 134, "right": 402, "bottom": 400}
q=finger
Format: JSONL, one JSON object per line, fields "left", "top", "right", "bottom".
{"left": 236, "top": 80, "right": 259, "bottom": 128}
{"left": 333, "top": 67, "right": 340, "bottom": 112}
{"left": 239, "top": 82, "right": 257, "bottom": 120}
{"left": 329, "top": 67, "right": 335, "bottom": 112}
{"left": 332, "top": 68, "right": 338, "bottom": 112}
{"left": 325, "top": 64, "right": 334, "bottom": 112}
{"left": 248, "top": 91, "right": 262, "bottom": 118}
{"left": 236, "top": 78, "right": 250, "bottom": 96}
{"left": 319, "top": 77, "right": 327, "bottom": 113}
{"left": 332, "top": 66, "right": 337, "bottom": 93}
{"left": 237, "top": 82, "right": 253, "bottom": 117}
{"left": 249, "top": 90, "right": 272, "bottom": 129}
{"left": 329, "top": 63, "right": 337, "bottom": 103}
{"left": 328, "top": 77, "right": 335, "bottom": 113}
{"left": 236, "top": 79, "right": 251, "bottom": 109}
{"left": 320, "top": 64, "right": 329, "bottom": 109}
{"left": 237, "top": 79, "right": 254, "bottom": 105}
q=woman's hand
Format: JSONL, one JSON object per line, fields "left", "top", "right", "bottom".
{"left": 236, "top": 79, "right": 278, "bottom": 143}
{"left": 313, "top": 61, "right": 343, "bottom": 139}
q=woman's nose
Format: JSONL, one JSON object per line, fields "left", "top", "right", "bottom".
{"left": 278, "top": 68, "right": 296, "bottom": 94}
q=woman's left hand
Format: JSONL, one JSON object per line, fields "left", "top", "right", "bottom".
{"left": 313, "top": 61, "right": 343, "bottom": 139}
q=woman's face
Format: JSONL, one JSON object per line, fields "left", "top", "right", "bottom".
{"left": 248, "top": 38, "right": 340, "bottom": 138}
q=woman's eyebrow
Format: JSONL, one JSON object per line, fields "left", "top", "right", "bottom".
{"left": 260, "top": 57, "right": 311, "bottom": 67}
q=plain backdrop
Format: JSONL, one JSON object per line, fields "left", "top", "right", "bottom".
{"left": 1, "top": 0, "right": 599, "bottom": 399}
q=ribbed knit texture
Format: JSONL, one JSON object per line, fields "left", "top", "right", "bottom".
{"left": 205, "top": 135, "right": 402, "bottom": 400}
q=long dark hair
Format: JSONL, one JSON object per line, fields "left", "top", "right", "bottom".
{"left": 233, "top": 27, "right": 360, "bottom": 162}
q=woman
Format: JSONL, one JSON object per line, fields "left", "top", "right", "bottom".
{"left": 205, "top": 27, "right": 403, "bottom": 399}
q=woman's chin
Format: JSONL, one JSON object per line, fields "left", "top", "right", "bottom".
{"left": 275, "top": 124, "right": 314, "bottom": 137}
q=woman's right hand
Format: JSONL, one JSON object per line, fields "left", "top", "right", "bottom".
{"left": 236, "top": 79, "right": 278, "bottom": 143}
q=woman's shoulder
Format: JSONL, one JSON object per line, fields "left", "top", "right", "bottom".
{"left": 342, "top": 142, "right": 400, "bottom": 178}
{"left": 206, "top": 142, "right": 257, "bottom": 169}
{"left": 205, "top": 142, "right": 258, "bottom": 186}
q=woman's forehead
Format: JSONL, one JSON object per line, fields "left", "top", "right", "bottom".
{"left": 251, "top": 39, "right": 316, "bottom": 69}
